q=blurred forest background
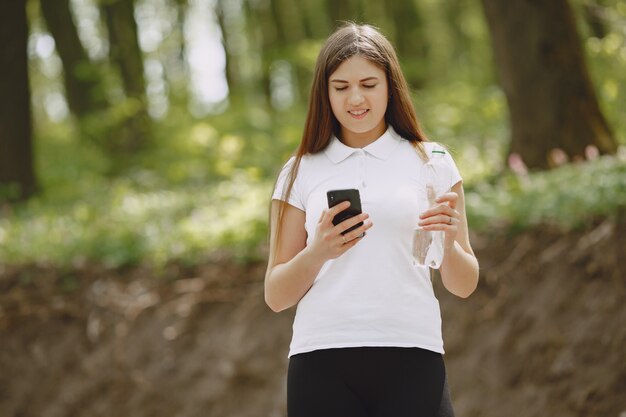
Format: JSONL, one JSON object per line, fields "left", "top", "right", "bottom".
{"left": 0, "top": 0, "right": 624, "bottom": 266}
{"left": 1, "top": 0, "right": 625, "bottom": 416}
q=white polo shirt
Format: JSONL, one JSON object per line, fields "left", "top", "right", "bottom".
{"left": 272, "top": 126, "right": 462, "bottom": 358}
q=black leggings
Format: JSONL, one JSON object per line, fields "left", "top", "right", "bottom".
{"left": 288, "top": 347, "right": 455, "bottom": 417}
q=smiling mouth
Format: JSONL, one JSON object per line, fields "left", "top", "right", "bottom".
{"left": 348, "top": 109, "right": 369, "bottom": 119}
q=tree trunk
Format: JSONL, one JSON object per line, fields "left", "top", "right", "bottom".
{"left": 385, "top": 0, "right": 429, "bottom": 88}
{"left": 264, "top": 0, "right": 309, "bottom": 105}
{"left": 327, "top": 0, "right": 357, "bottom": 29}
{"left": 443, "top": 0, "right": 472, "bottom": 59}
{"left": 299, "top": 0, "right": 328, "bottom": 39}
{"left": 39, "top": 0, "right": 107, "bottom": 118}
{"left": 362, "top": 1, "right": 392, "bottom": 38}
{"left": 301, "top": 0, "right": 330, "bottom": 39}
{"left": 273, "top": 0, "right": 306, "bottom": 43}
{"left": 481, "top": 0, "right": 617, "bottom": 170}
{"left": 246, "top": 0, "right": 277, "bottom": 106}
{"left": 215, "top": 0, "right": 240, "bottom": 97}
{"left": 275, "top": 0, "right": 309, "bottom": 101}
{"left": 241, "top": 0, "right": 272, "bottom": 106}
{"left": 101, "top": 0, "right": 150, "bottom": 153}
{"left": 0, "top": 0, "right": 36, "bottom": 201}
{"left": 163, "top": 0, "right": 190, "bottom": 107}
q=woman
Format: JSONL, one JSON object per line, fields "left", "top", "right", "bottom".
{"left": 265, "top": 23, "right": 479, "bottom": 417}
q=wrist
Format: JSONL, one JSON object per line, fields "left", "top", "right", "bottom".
{"left": 301, "top": 244, "right": 327, "bottom": 270}
{"left": 443, "top": 239, "right": 458, "bottom": 255}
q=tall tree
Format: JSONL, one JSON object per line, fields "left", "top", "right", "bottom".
{"left": 215, "top": 0, "right": 244, "bottom": 97}
{"left": 245, "top": 0, "right": 275, "bottom": 104}
{"left": 385, "top": 0, "right": 429, "bottom": 88}
{"left": 0, "top": 0, "right": 36, "bottom": 201}
{"left": 481, "top": 0, "right": 617, "bottom": 169}
{"left": 165, "top": 0, "right": 190, "bottom": 106}
{"left": 300, "top": 0, "right": 330, "bottom": 39}
{"left": 101, "top": 0, "right": 150, "bottom": 153}
{"left": 39, "top": 0, "right": 107, "bottom": 118}
{"left": 443, "top": 0, "right": 472, "bottom": 59}
{"left": 274, "top": 0, "right": 311, "bottom": 100}
{"left": 328, "top": 0, "right": 363, "bottom": 27}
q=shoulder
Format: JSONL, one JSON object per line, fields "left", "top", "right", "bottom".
{"left": 279, "top": 153, "right": 316, "bottom": 170}
{"left": 298, "top": 151, "right": 332, "bottom": 171}
{"left": 422, "top": 141, "right": 463, "bottom": 164}
{"left": 277, "top": 152, "right": 325, "bottom": 181}
{"left": 421, "top": 141, "right": 448, "bottom": 156}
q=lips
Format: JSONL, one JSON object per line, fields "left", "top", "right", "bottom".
{"left": 348, "top": 109, "right": 369, "bottom": 119}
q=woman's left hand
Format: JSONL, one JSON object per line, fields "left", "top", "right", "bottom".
{"left": 417, "top": 191, "right": 460, "bottom": 251}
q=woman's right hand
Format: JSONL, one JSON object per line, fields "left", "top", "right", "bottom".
{"left": 306, "top": 201, "right": 373, "bottom": 262}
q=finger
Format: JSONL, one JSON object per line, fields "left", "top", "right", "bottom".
{"left": 335, "top": 212, "right": 369, "bottom": 235}
{"left": 318, "top": 209, "right": 326, "bottom": 224}
{"left": 420, "top": 224, "right": 455, "bottom": 232}
{"left": 340, "top": 232, "right": 365, "bottom": 251}
{"left": 343, "top": 219, "right": 373, "bottom": 242}
{"left": 435, "top": 192, "right": 458, "bottom": 208}
{"left": 419, "top": 214, "right": 456, "bottom": 227}
{"left": 321, "top": 201, "right": 351, "bottom": 226}
{"left": 420, "top": 206, "right": 459, "bottom": 220}
{"left": 325, "top": 201, "right": 351, "bottom": 223}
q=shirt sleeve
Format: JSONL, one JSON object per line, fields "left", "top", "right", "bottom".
{"left": 271, "top": 156, "right": 305, "bottom": 210}
{"left": 443, "top": 149, "right": 462, "bottom": 189}
{"left": 431, "top": 143, "right": 463, "bottom": 190}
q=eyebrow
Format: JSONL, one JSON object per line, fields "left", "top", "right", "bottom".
{"left": 329, "top": 76, "right": 379, "bottom": 83}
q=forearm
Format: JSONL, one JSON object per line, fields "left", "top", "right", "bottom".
{"left": 439, "top": 241, "right": 479, "bottom": 298}
{"left": 265, "top": 246, "right": 326, "bottom": 312}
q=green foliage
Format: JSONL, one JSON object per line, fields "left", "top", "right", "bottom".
{"left": 0, "top": 169, "right": 272, "bottom": 268}
{"left": 0, "top": 76, "right": 320, "bottom": 267}
{"left": 0, "top": 115, "right": 278, "bottom": 268}
{"left": 466, "top": 152, "right": 626, "bottom": 232}
{"left": 573, "top": 0, "right": 626, "bottom": 145}
{"left": 4, "top": 0, "right": 625, "bottom": 268}
{"left": 414, "top": 80, "right": 509, "bottom": 184}
{"left": 2, "top": 115, "right": 624, "bottom": 268}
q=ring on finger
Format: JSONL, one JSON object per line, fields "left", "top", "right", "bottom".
{"left": 342, "top": 235, "right": 347, "bottom": 244}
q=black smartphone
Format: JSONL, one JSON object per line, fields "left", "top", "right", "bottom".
{"left": 326, "top": 189, "right": 364, "bottom": 235}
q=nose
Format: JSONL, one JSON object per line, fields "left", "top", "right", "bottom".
{"left": 348, "top": 89, "right": 364, "bottom": 106}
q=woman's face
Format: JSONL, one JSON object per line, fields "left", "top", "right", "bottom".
{"left": 328, "top": 55, "right": 388, "bottom": 144}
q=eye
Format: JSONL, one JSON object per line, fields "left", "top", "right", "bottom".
{"left": 334, "top": 86, "right": 348, "bottom": 91}
{"left": 363, "top": 84, "right": 377, "bottom": 89}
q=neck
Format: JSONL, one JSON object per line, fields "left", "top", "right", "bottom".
{"left": 340, "top": 123, "right": 387, "bottom": 148}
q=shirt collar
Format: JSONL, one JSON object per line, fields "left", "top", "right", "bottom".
{"left": 324, "top": 125, "right": 401, "bottom": 164}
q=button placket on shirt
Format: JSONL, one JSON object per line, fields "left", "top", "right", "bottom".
{"left": 356, "top": 149, "right": 367, "bottom": 200}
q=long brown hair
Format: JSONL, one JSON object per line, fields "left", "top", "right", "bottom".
{"left": 270, "top": 23, "right": 430, "bottom": 262}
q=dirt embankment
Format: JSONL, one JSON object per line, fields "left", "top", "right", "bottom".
{"left": 1, "top": 217, "right": 625, "bottom": 417}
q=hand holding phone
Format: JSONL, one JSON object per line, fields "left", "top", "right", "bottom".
{"left": 326, "top": 189, "right": 364, "bottom": 235}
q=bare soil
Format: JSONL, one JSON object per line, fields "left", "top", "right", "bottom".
{"left": 1, "top": 218, "right": 625, "bottom": 417}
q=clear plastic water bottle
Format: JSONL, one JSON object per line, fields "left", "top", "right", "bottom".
{"left": 413, "top": 149, "right": 450, "bottom": 269}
